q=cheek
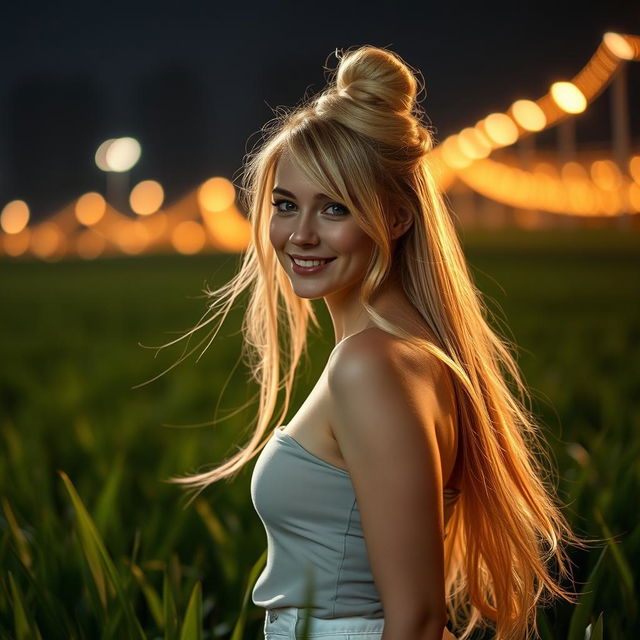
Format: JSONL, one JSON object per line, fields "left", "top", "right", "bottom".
{"left": 329, "top": 223, "right": 375, "bottom": 259}
{"left": 269, "top": 216, "right": 288, "bottom": 248}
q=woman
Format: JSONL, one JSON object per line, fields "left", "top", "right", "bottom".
{"left": 166, "top": 45, "right": 589, "bottom": 639}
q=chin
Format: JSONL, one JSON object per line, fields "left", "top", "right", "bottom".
{"left": 289, "top": 283, "right": 330, "bottom": 300}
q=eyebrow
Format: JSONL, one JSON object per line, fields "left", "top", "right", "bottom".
{"left": 272, "top": 186, "right": 331, "bottom": 200}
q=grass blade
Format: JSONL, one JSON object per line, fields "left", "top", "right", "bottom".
{"left": 163, "top": 568, "right": 179, "bottom": 640}
{"left": 593, "top": 508, "right": 636, "bottom": 619}
{"left": 230, "top": 547, "right": 267, "bottom": 640}
{"left": 567, "top": 545, "right": 608, "bottom": 640}
{"left": 8, "top": 571, "right": 36, "bottom": 640}
{"left": 585, "top": 611, "right": 603, "bottom": 640}
{"left": 1, "top": 499, "right": 32, "bottom": 575}
{"left": 58, "top": 470, "right": 146, "bottom": 640}
{"left": 179, "top": 581, "right": 202, "bottom": 640}
{"left": 131, "top": 563, "right": 163, "bottom": 628}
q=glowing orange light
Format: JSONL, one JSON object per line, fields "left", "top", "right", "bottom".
{"left": 561, "top": 162, "right": 588, "bottom": 182}
{"left": 511, "top": 100, "right": 546, "bottom": 131}
{"left": 2, "top": 228, "right": 31, "bottom": 257}
{"left": 590, "top": 160, "right": 622, "bottom": 190}
{"left": 628, "top": 183, "right": 640, "bottom": 211}
{"left": 533, "top": 162, "right": 559, "bottom": 178}
{"left": 629, "top": 156, "right": 640, "bottom": 184}
{"left": 31, "top": 222, "right": 64, "bottom": 259}
{"left": 75, "top": 192, "right": 106, "bottom": 226}
{"left": 144, "top": 211, "right": 169, "bottom": 242}
{"left": 603, "top": 32, "right": 634, "bottom": 60}
{"left": 550, "top": 82, "right": 586, "bottom": 113}
{"left": 171, "top": 221, "right": 206, "bottom": 254}
{"left": 198, "top": 177, "right": 236, "bottom": 212}
{"left": 76, "top": 229, "right": 107, "bottom": 260}
{"left": 116, "top": 220, "right": 149, "bottom": 254}
{"left": 130, "top": 180, "right": 164, "bottom": 215}
{"left": 457, "top": 127, "right": 491, "bottom": 159}
{"left": 482, "top": 113, "right": 519, "bottom": 147}
{"left": 201, "top": 203, "right": 252, "bottom": 252}
{"left": 1, "top": 200, "right": 30, "bottom": 234}
{"left": 440, "top": 136, "right": 473, "bottom": 169}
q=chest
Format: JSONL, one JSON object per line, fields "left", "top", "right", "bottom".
{"left": 280, "top": 367, "right": 349, "bottom": 471}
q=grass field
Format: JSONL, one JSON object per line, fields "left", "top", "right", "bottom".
{"left": 1, "top": 227, "right": 638, "bottom": 639}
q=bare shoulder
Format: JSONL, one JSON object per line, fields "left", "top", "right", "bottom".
{"left": 327, "top": 326, "right": 450, "bottom": 402}
{"left": 326, "top": 326, "right": 459, "bottom": 482}
{"left": 324, "top": 325, "right": 456, "bottom": 622}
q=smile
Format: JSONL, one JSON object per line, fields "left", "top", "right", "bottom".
{"left": 288, "top": 255, "right": 336, "bottom": 274}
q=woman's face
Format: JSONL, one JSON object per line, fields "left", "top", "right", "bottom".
{"left": 269, "top": 153, "right": 376, "bottom": 301}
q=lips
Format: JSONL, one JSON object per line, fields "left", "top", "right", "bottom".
{"left": 288, "top": 255, "right": 336, "bottom": 266}
{"left": 288, "top": 255, "right": 336, "bottom": 275}
{"left": 288, "top": 254, "right": 336, "bottom": 262}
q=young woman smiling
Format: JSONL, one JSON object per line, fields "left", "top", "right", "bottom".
{"left": 166, "top": 45, "right": 589, "bottom": 640}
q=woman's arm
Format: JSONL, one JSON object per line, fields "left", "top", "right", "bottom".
{"left": 327, "top": 330, "right": 456, "bottom": 638}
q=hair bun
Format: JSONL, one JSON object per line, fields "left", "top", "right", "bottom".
{"left": 334, "top": 45, "right": 421, "bottom": 115}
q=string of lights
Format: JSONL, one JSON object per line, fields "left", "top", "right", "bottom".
{"left": 0, "top": 32, "right": 638, "bottom": 260}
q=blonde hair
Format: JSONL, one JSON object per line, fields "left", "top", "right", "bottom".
{"left": 154, "top": 45, "right": 594, "bottom": 640}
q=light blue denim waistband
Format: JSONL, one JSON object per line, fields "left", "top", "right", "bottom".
{"left": 263, "top": 606, "right": 385, "bottom": 639}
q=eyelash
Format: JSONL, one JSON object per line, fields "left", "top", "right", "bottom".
{"left": 270, "top": 199, "right": 348, "bottom": 217}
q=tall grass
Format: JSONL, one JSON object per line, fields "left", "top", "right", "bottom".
{"left": 0, "top": 228, "right": 638, "bottom": 638}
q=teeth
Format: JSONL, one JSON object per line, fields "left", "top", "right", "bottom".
{"left": 292, "top": 257, "right": 330, "bottom": 267}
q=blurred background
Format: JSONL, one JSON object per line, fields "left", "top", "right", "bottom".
{"left": 0, "top": 1, "right": 638, "bottom": 638}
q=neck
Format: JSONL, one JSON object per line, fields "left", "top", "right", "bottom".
{"left": 324, "top": 266, "right": 407, "bottom": 345}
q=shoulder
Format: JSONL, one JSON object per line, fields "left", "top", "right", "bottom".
{"left": 324, "top": 326, "right": 453, "bottom": 622}
{"left": 326, "top": 326, "right": 458, "bottom": 468}
{"left": 327, "top": 326, "right": 447, "bottom": 400}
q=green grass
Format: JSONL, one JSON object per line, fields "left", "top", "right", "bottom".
{"left": 0, "top": 227, "right": 638, "bottom": 638}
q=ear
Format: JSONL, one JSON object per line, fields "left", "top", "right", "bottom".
{"left": 389, "top": 208, "right": 413, "bottom": 240}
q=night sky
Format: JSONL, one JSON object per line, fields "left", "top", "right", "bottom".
{"left": 1, "top": 0, "right": 638, "bottom": 221}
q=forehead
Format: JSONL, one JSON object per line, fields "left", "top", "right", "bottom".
{"left": 274, "top": 153, "right": 319, "bottom": 190}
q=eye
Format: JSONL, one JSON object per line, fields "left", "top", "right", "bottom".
{"left": 271, "top": 199, "right": 295, "bottom": 213}
{"left": 270, "top": 199, "right": 348, "bottom": 217}
{"left": 324, "top": 203, "right": 348, "bottom": 217}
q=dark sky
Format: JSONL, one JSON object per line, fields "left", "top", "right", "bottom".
{"left": 1, "top": 0, "right": 638, "bottom": 219}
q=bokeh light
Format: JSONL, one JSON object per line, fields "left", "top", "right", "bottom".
{"left": 130, "top": 180, "right": 164, "bottom": 215}
{"left": 198, "top": 177, "right": 236, "bottom": 212}
{"left": 629, "top": 156, "right": 640, "bottom": 184}
{"left": 2, "top": 228, "right": 31, "bottom": 257}
{"left": 440, "top": 136, "right": 473, "bottom": 169}
{"left": 105, "top": 137, "right": 142, "bottom": 172}
{"left": 482, "top": 113, "right": 519, "bottom": 147}
{"left": 590, "top": 160, "right": 623, "bottom": 190}
{"left": 31, "top": 222, "right": 65, "bottom": 260}
{"left": 171, "top": 221, "right": 206, "bottom": 254}
{"left": 603, "top": 32, "right": 634, "bottom": 60}
{"left": 550, "top": 82, "right": 587, "bottom": 113}
{"left": 94, "top": 139, "right": 116, "bottom": 171}
{"left": 76, "top": 229, "right": 107, "bottom": 260}
{"left": 511, "top": 100, "right": 546, "bottom": 131}
{"left": 75, "top": 192, "right": 107, "bottom": 226}
{"left": 1, "top": 200, "right": 30, "bottom": 234}
{"left": 457, "top": 127, "right": 491, "bottom": 159}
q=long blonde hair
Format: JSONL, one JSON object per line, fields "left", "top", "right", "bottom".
{"left": 155, "top": 45, "right": 593, "bottom": 640}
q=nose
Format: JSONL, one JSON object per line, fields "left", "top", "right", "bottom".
{"left": 289, "top": 212, "right": 319, "bottom": 247}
